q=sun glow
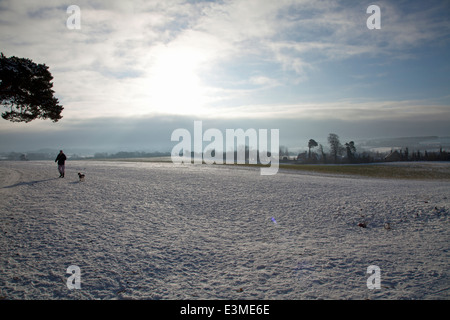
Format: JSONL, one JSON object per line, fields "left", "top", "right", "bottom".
{"left": 144, "top": 47, "right": 211, "bottom": 116}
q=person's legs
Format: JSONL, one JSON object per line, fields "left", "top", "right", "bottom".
{"left": 58, "top": 165, "right": 65, "bottom": 177}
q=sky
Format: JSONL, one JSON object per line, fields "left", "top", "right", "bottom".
{"left": 0, "top": 0, "right": 449, "bottom": 154}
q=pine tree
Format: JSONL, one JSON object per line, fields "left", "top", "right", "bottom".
{"left": 0, "top": 53, "right": 63, "bottom": 122}
{"left": 308, "top": 139, "right": 318, "bottom": 159}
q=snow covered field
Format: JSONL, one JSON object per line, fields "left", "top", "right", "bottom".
{"left": 0, "top": 160, "right": 449, "bottom": 300}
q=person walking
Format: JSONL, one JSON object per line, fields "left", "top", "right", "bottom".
{"left": 55, "top": 150, "right": 67, "bottom": 178}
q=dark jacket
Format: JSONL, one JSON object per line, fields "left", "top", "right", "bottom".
{"left": 55, "top": 153, "right": 67, "bottom": 165}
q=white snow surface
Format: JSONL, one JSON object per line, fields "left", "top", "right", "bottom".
{"left": 0, "top": 160, "right": 449, "bottom": 300}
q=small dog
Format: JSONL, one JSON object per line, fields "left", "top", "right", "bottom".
{"left": 78, "top": 172, "right": 85, "bottom": 182}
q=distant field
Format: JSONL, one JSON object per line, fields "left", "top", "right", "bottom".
{"left": 89, "top": 157, "right": 172, "bottom": 163}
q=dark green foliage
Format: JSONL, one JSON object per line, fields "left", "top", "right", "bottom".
{"left": 0, "top": 53, "right": 63, "bottom": 122}
{"left": 308, "top": 139, "right": 318, "bottom": 158}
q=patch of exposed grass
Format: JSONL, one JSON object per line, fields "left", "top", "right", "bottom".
{"left": 276, "top": 163, "right": 450, "bottom": 180}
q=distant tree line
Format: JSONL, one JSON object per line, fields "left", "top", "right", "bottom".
{"left": 2, "top": 133, "right": 449, "bottom": 164}
{"left": 292, "top": 133, "right": 450, "bottom": 164}
{"left": 391, "top": 147, "right": 450, "bottom": 162}
{"left": 2, "top": 151, "right": 54, "bottom": 161}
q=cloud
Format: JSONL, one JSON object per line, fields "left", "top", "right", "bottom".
{"left": 0, "top": 0, "right": 449, "bottom": 152}
{"left": 195, "top": 98, "right": 450, "bottom": 124}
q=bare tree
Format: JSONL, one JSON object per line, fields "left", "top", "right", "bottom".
{"left": 318, "top": 144, "right": 326, "bottom": 163}
{"left": 345, "top": 141, "right": 356, "bottom": 162}
{"left": 328, "top": 133, "right": 342, "bottom": 163}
